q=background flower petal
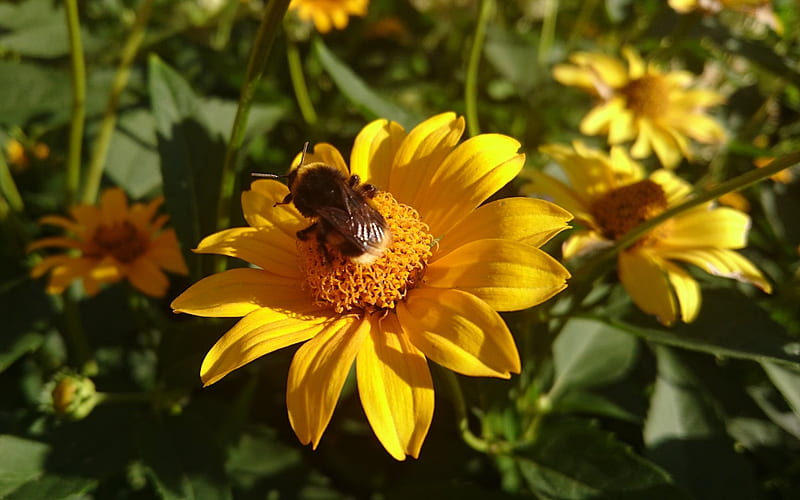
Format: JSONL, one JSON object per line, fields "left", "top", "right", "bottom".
{"left": 398, "top": 288, "right": 520, "bottom": 378}
{"left": 433, "top": 197, "right": 572, "bottom": 256}
{"left": 413, "top": 134, "right": 525, "bottom": 236}
{"left": 350, "top": 119, "right": 406, "bottom": 190}
{"left": 357, "top": 314, "right": 434, "bottom": 460}
{"left": 618, "top": 251, "right": 678, "bottom": 326}
{"left": 194, "top": 227, "right": 301, "bottom": 278}
{"left": 287, "top": 317, "right": 369, "bottom": 449}
{"left": 201, "top": 307, "right": 332, "bottom": 387}
{"left": 657, "top": 247, "right": 772, "bottom": 293}
{"left": 662, "top": 208, "right": 750, "bottom": 249}
{"left": 127, "top": 257, "right": 169, "bottom": 297}
{"left": 99, "top": 187, "right": 129, "bottom": 225}
{"left": 171, "top": 268, "right": 310, "bottom": 318}
{"left": 663, "top": 260, "right": 702, "bottom": 323}
{"left": 426, "top": 239, "right": 570, "bottom": 311}
{"left": 147, "top": 230, "right": 189, "bottom": 275}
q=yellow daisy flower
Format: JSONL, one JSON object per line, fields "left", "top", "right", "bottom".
{"left": 528, "top": 141, "right": 771, "bottom": 326}
{"left": 29, "top": 187, "right": 189, "bottom": 298}
{"left": 553, "top": 47, "right": 727, "bottom": 169}
{"left": 668, "top": 0, "right": 783, "bottom": 34}
{"left": 171, "top": 113, "right": 572, "bottom": 460}
{"left": 289, "top": 0, "right": 368, "bottom": 33}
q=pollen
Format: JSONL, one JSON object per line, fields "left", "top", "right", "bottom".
{"left": 590, "top": 179, "right": 669, "bottom": 244}
{"left": 621, "top": 75, "right": 670, "bottom": 118}
{"left": 87, "top": 221, "right": 147, "bottom": 263}
{"left": 298, "top": 191, "right": 434, "bottom": 314}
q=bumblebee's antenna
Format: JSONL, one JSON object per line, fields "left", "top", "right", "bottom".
{"left": 251, "top": 141, "right": 310, "bottom": 179}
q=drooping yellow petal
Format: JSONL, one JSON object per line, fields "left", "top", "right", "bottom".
{"left": 389, "top": 112, "right": 464, "bottom": 206}
{"left": 661, "top": 207, "right": 750, "bottom": 249}
{"left": 287, "top": 317, "right": 369, "bottom": 448}
{"left": 194, "top": 227, "right": 301, "bottom": 279}
{"left": 581, "top": 98, "right": 625, "bottom": 136}
{"left": 30, "top": 255, "right": 74, "bottom": 279}
{"left": 27, "top": 237, "right": 83, "bottom": 252}
{"left": 398, "top": 288, "right": 520, "bottom": 378}
{"left": 657, "top": 247, "right": 772, "bottom": 293}
{"left": 562, "top": 230, "right": 612, "bottom": 260}
{"left": 622, "top": 46, "right": 646, "bottom": 79}
{"left": 608, "top": 109, "right": 637, "bottom": 143}
{"left": 127, "top": 257, "right": 169, "bottom": 298}
{"left": 649, "top": 169, "right": 692, "bottom": 206}
{"left": 426, "top": 239, "right": 570, "bottom": 311}
{"left": 37, "top": 215, "right": 79, "bottom": 232}
{"left": 171, "top": 268, "right": 309, "bottom": 318}
{"left": 662, "top": 260, "right": 702, "bottom": 323}
{"left": 618, "top": 250, "right": 678, "bottom": 326}
{"left": 649, "top": 124, "right": 683, "bottom": 169}
{"left": 46, "top": 258, "right": 99, "bottom": 294}
{"left": 677, "top": 113, "right": 727, "bottom": 144}
{"left": 434, "top": 197, "right": 573, "bottom": 256}
{"left": 357, "top": 313, "right": 434, "bottom": 460}
{"left": 350, "top": 118, "right": 406, "bottom": 190}
{"left": 242, "top": 180, "right": 304, "bottom": 235}
{"left": 202, "top": 307, "right": 331, "bottom": 387}
{"left": 412, "top": 134, "right": 525, "bottom": 236}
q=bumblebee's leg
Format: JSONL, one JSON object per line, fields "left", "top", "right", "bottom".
{"left": 315, "top": 230, "right": 333, "bottom": 265}
{"left": 361, "top": 183, "right": 378, "bottom": 198}
{"left": 348, "top": 174, "right": 361, "bottom": 187}
{"left": 296, "top": 221, "right": 318, "bottom": 241}
{"left": 273, "top": 192, "right": 293, "bottom": 207}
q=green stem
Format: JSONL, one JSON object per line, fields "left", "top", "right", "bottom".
{"left": 465, "top": 0, "right": 493, "bottom": 137}
{"left": 216, "top": 0, "right": 292, "bottom": 245}
{"left": 80, "top": 0, "right": 154, "bottom": 205}
{"left": 0, "top": 150, "right": 24, "bottom": 212}
{"left": 62, "top": 292, "right": 97, "bottom": 376}
{"left": 538, "top": 0, "right": 558, "bottom": 64}
{"left": 286, "top": 38, "right": 318, "bottom": 125}
{"left": 440, "top": 369, "right": 491, "bottom": 453}
{"left": 64, "top": 0, "right": 86, "bottom": 205}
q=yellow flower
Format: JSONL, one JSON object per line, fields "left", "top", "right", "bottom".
{"left": 553, "top": 47, "right": 727, "bottom": 169}
{"left": 29, "top": 187, "right": 189, "bottom": 298}
{"left": 529, "top": 141, "right": 771, "bottom": 326}
{"left": 172, "top": 113, "right": 572, "bottom": 460}
{"left": 289, "top": 0, "right": 368, "bottom": 33}
{"left": 668, "top": 0, "right": 783, "bottom": 34}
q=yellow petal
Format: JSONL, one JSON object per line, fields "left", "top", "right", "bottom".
{"left": 552, "top": 64, "right": 596, "bottom": 92}
{"left": 47, "top": 258, "right": 98, "bottom": 295}
{"left": 630, "top": 119, "right": 654, "bottom": 159}
{"left": 662, "top": 207, "right": 750, "bottom": 249}
{"left": 608, "top": 110, "right": 637, "bottom": 143}
{"left": 618, "top": 250, "right": 678, "bottom": 326}
{"left": 69, "top": 204, "right": 100, "bottom": 229}
{"left": 99, "top": 187, "right": 129, "bottom": 226}
{"left": 657, "top": 248, "right": 772, "bottom": 293}
{"left": 147, "top": 230, "right": 189, "bottom": 275}
{"left": 202, "top": 307, "right": 331, "bottom": 386}
{"left": 38, "top": 215, "right": 78, "bottom": 232}
{"left": 287, "top": 317, "right": 369, "bottom": 448}
{"left": 649, "top": 124, "right": 684, "bottom": 169}
{"left": 678, "top": 114, "right": 726, "bottom": 144}
{"left": 562, "top": 230, "right": 612, "bottom": 260}
{"left": 524, "top": 171, "right": 594, "bottom": 226}
{"left": 30, "top": 255, "right": 74, "bottom": 279}
{"left": 649, "top": 169, "right": 692, "bottom": 206}
{"left": 662, "top": 260, "right": 702, "bottom": 323}
{"left": 242, "top": 180, "right": 304, "bottom": 235}
{"left": 434, "top": 197, "right": 573, "bottom": 256}
{"left": 298, "top": 143, "right": 349, "bottom": 177}
{"left": 622, "top": 47, "right": 646, "bottom": 79}
{"left": 580, "top": 98, "right": 624, "bottom": 136}
{"left": 27, "top": 237, "right": 82, "bottom": 252}
{"left": 398, "top": 288, "right": 520, "bottom": 378}
{"left": 357, "top": 314, "right": 434, "bottom": 460}
{"left": 426, "top": 239, "right": 570, "bottom": 311}
{"left": 171, "top": 267, "right": 310, "bottom": 318}
{"left": 412, "top": 134, "right": 525, "bottom": 235}
{"left": 350, "top": 119, "right": 406, "bottom": 190}
{"left": 194, "top": 227, "right": 301, "bottom": 279}
{"left": 127, "top": 257, "right": 169, "bottom": 298}
{"left": 389, "top": 112, "right": 464, "bottom": 206}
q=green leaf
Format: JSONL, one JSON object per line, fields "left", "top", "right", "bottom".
{"left": 515, "top": 418, "right": 684, "bottom": 500}
{"left": 104, "top": 110, "right": 162, "bottom": 199}
{"left": 550, "top": 318, "right": 639, "bottom": 402}
{"left": 313, "top": 38, "right": 420, "bottom": 130}
{"left": 484, "top": 26, "right": 542, "bottom": 95}
{"left": 0, "top": 279, "right": 52, "bottom": 373}
{"left": 610, "top": 288, "right": 800, "bottom": 368}
{"left": 763, "top": 360, "right": 800, "bottom": 417}
{"left": 553, "top": 390, "right": 640, "bottom": 422}
{"left": 0, "top": 0, "right": 68, "bottom": 58}
{"left": 644, "top": 347, "right": 758, "bottom": 500}
{"left": 148, "top": 55, "right": 225, "bottom": 277}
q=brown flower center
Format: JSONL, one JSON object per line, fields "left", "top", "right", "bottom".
{"left": 621, "top": 75, "right": 670, "bottom": 118}
{"left": 590, "top": 179, "right": 668, "bottom": 243}
{"left": 88, "top": 221, "right": 146, "bottom": 263}
{"left": 298, "top": 191, "right": 434, "bottom": 314}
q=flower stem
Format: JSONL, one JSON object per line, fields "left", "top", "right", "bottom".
{"left": 538, "top": 0, "right": 558, "bottom": 64}
{"left": 0, "top": 150, "right": 24, "bottom": 212}
{"left": 80, "top": 0, "right": 154, "bottom": 205}
{"left": 62, "top": 291, "right": 97, "bottom": 376}
{"left": 64, "top": 0, "right": 86, "bottom": 205}
{"left": 465, "top": 0, "right": 493, "bottom": 137}
{"left": 439, "top": 368, "right": 491, "bottom": 453}
{"left": 216, "top": 0, "right": 292, "bottom": 249}
{"left": 286, "top": 37, "right": 318, "bottom": 125}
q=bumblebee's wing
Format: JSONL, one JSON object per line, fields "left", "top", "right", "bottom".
{"left": 315, "top": 202, "right": 389, "bottom": 256}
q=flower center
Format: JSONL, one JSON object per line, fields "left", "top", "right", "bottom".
{"left": 590, "top": 179, "right": 668, "bottom": 242}
{"left": 88, "top": 221, "right": 146, "bottom": 263}
{"left": 298, "top": 191, "right": 434, "bottom": 314}
{"left": 621, "top": 75, "right": 670, "bottom": 118}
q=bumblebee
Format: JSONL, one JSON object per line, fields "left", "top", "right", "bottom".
{"left": 255, "top": 156, "right": 392, "bottom": 265}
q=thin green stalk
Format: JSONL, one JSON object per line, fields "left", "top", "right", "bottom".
{"left": 62, "top": 291, "right": 97, "bottom": 376}
{"left": 64, "top": 0, "right": 86, "bottom": 205}
{"left": 286, "top": 38, "right": 318, "bottom": 125}
{"left": 0, "top": 151, "right": 24, "bottom": 212}
{"left": 538, "top": 0, "right": 558, "bottom": 64}
{"left": 80, "top": 0, "right": 154, "bottom": 205}
{"left": 216, "top": 0, "right": 292, "bottom": 242}
{"left": 440, "top": 369, "right": 491, "bottom": 453}
{"left": 465, "top": 0, "right": 493, "bottom": 137}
